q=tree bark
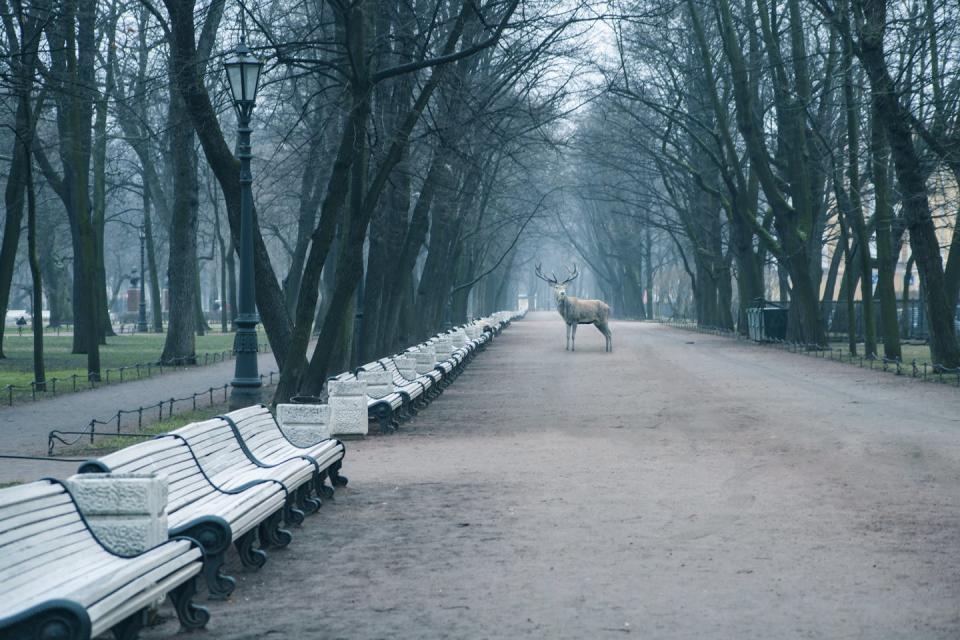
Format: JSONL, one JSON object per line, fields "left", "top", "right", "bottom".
{"left": 870, "top": 98, "right": 900, "bottom": 358}
{"left": 160, "top": 83, "right": 198, "bottom": 364}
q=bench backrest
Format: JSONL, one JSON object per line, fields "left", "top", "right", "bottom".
{"left": 220, "top": 405, "right": 289, "bottom": 456}
{"left": 79, "top": 437, "right": 217, "bottom": 514}
{"left": 0, "top": 481, "right": 110, "bottom": 616}
{"left": 170, "top": 418, "right": 255, "bottom": 480}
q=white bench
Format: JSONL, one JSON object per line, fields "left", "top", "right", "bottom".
{"left": 219, "top": 405, "right": 347, "bottom": 496}
{"left": 377, "top": 356, "right": 432, "bottom": 414}
{"left": 78, "top": 434, "right": 289, "bottom": 600}
{"left": 169, "top": 418, "right": 319, "bottom": 526}
{"left": 0, "top": 479, "right": 208, "bottom": 640}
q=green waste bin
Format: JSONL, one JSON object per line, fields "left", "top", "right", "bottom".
{"left": 746, "top": 301, "right": 788, "bottom": 341}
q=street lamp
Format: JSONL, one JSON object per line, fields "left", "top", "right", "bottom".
{"left": 224, "top": 38, "right": 264, "bottom": 408}
{"left": 137, "top": 226, "right": 148, "bottom": 333}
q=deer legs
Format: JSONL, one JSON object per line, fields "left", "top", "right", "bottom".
{"left": 565, "top": 322, "right": 575, "bottom": 351}
{"left": 566, "top": 321, "right": 612, "bottom": 352}
{"left": 597, "top": 322, "right": 613, "bottom": 352}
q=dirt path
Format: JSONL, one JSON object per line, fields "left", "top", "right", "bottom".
{"left": 135, "top": 312, "right": 957, "bottom": 638}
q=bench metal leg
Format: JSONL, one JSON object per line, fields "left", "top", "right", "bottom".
{"left": 374, "top": 406, "right": 396, "bottom": 433}
{"left": 175, "top": 520, "right": 235, "bottom": 600}
{"left": 111, "top": 610, "right": 144, "bottom": 640}
{"left": 284, "top": 495, "right": 306, "bottom": 526}
{"left": 235, "top": 528, "right": 268, "bottom": 569}
{"left": 296, "top": 483, "right": 321, "bottom": 514}
{"left": 405, "top": 399, "right": 419, "bottom": 417}
{"left": 315, "top": 470, "right": 335, "bottom": 499}
{"left": 169, "top": 576, "right": 210, "bottom": 631}
{"left": 202, "top": 550, "right": 236, "bottom": 600}
{"left": 329, "top": 459, "right": 348, "bottom": 487}
{"left": 259, "top": 509, "right": 293, "bottom": 548}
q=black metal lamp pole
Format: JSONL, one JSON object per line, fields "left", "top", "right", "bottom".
{"left": 137, "top": 226, "right": 148, "bottom": 332}
{"left": 224, "top": 39, "right": 264, "bottom": 408}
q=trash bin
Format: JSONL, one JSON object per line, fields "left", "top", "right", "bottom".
{"left": 289, "top": 394, "right": 324, "bottom": 404}
{"left": 746, "top": 300, "right": 788, "bottom": 341}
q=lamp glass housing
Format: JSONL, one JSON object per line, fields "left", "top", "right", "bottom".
{"left": 224, "top": 44, "right": 263, "bottom": 105}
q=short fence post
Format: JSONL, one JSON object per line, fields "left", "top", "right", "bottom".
{"left": 30, "top": 381, "right": 36, "bottom": 402}
{"left": 209, "top": 387, "right": 214, "bottom": 404}
{"left": 6, "top": 385, "right": 12, "bottom": 406}
{"left": 116, "top": 411, "right": 122, "bottom": 434}
{"left": 192, "top": 393, "right": 197, "bottom": 411}
{"left": 51, "top": 378, "right": 57, "bottom": 395}
{"left": 138, "top": 407, "right": 143, "bottom": 430}
{"left": 89, "top": 420, "right": 96, "bottom": 444}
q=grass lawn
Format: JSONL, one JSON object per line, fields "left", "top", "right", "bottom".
{"left": 0, "top": 330, "right": 262, "bottom": 389}
{"left": 64, "top": 405, "right": 228, "bottom": 456}
{"left": 827, "top": 341, "right": 933, "bottom": 364}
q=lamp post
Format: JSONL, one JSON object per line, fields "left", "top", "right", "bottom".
{"left": 137, "top": 226, "right": 148, "bottom": 333}
{"left": 224, "top": 39, "right": 264, "bottom": 408}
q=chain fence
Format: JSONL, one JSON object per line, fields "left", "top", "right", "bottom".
{"left": 1, "top": 343, "right": 270, "bottom": 407}
{"left": 44, "top": 370, "right": 279, "bottom": 456}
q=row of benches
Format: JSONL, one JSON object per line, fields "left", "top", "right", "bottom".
{"left": 0, "top": 311, "right": 524, "bottom": 640}
{"left": 338, "top": 320, "right": 498, "bottom": 433}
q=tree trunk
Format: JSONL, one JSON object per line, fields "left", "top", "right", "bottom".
{"left": 0, "top": 93, "right": 30, "bottom": 359}
{"left": 855, "top": 0, "right": 959, "bottom": 367}
{"left": 901, "top": 254, "right": 914, "bottom": 339}
{"left": 163, "top": 0, "right": 294, "bottom": 367}
{"left": 0, "top": 6, "right": 43, "bottom": 357}
{"left": 143, "top": 189, "right": 164, "bottom": 332}
{"left": 26, "top": 131, "right": 45, "bottom": 390}
{"left": 840, "top": 9, "right": 876, "bottom": 355}
{"left": 160, "top": 83, "right": 198, "bottom": 364}
{"left": 870, "top": 98, "right": 900, "bottom": 358}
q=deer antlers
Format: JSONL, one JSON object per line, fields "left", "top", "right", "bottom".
{"left": 535, "top": 263, "right": 579, "bottom": 285}
{"left": 534, "top": 263, "right": 556, "bottom": 284}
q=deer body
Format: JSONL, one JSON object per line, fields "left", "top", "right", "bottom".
{"left": 556, "top": 293, "right": 612, "bottom": 352}
{"left": 536, "top": 264, "right": 613, "bottom": 352}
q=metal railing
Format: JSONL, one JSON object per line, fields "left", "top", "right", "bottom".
{"left": 1, "top": 343, "right": 270, "bottom": 407}
{"left": 46, "top": 370, "right": 279, "bottom": 455}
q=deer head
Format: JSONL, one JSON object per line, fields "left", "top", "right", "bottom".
{"left": 535, "top": 263, "right": 579, "bottom": 302}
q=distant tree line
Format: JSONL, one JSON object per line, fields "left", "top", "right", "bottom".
{"left": 567, "top": 0, "right": 960, "bottom": 368}
{"left": 0, "top": 0, "right": 588, "bottom": 397}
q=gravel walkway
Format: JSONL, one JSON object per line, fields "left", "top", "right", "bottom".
{"left": 0, "top": 349, "right": 279, "bottom": 483}
{"left": 133, "top": 311, "right": 960, "bottom": 639}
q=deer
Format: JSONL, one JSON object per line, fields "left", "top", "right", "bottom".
{"left": 535, "top": 264, "right": 612, "bottom": 352}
